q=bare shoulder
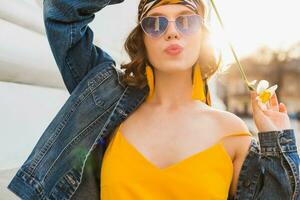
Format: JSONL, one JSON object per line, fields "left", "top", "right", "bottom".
{"left": 211, "top": 109, "right": 253, "bottom": 158}
{"left": 197, "top": 106, "right": 251, "bottom": 135}
{"left": 214, "top": 109, "right": 250, "bottom": 133}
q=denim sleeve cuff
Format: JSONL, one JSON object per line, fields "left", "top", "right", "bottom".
{"left": 258, "top": 129, "right": 296, "bottom": 153}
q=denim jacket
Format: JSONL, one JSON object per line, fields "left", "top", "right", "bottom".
{"left": 8, "top": 0, "right": 300, "bottom": 199}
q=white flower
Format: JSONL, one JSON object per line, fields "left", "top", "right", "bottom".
{"left": 250, "top": 80, "right": 278, "bottom": 104}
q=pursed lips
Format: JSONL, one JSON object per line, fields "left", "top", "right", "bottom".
{"left": 164, "top": 44, "right": 184, "bottom": 55}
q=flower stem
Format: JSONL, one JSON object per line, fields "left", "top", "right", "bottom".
{"left": 209, "top": 0, "right": 255, "bottom": 91}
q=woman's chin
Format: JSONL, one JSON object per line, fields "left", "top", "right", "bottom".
{"left": 158, "top": 65, "right": 191, "bottom": 73}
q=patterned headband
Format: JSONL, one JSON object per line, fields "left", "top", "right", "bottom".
{"left": 138, "top": 0, "right": 206, "bottom": 21}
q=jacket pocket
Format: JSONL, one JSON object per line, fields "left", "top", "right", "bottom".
{"left": 88, "top": 66, "right": 124, "bottom": 109}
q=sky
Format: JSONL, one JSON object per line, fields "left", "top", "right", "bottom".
{"left": 207, "top": 0, "right": 300, "bottom": 64}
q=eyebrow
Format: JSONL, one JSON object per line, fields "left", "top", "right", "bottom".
{"left": 148, "top": 10, "right": 195, "bottom": 17}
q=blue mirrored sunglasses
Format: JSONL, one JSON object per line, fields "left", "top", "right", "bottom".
{"left": 140, "top": 14, "right": 204, "bottom": 38}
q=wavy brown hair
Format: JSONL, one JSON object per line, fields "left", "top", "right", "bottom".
{"left": 119, "top": 1, "right": 220, "bottom": 90}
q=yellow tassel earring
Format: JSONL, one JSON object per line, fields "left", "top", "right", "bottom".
{"left": 192, "top": 63, "right": 206, "bottom": 103}
{"left": 145, "top": 63, "right": 154, "bottom": 101}
{"left": 204, "top": 80, "right": 212, "bottom": 106}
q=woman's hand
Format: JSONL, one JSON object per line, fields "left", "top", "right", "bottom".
{"left": 250, "top": 91, "right": 292, "bottom": 132}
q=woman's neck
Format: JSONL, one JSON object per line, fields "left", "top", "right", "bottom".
{"left": 146, "top": 67, "right": 196, "bottom": 108}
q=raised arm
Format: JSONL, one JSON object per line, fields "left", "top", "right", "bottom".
{"left": 43, "top": 0, "right": 124, "bottom": 93}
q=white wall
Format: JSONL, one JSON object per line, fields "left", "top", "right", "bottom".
{"left": 0, "top": 0, "right": 137, "bottom": 88}
{"left": 0, "top": 18, "right": 65, "bottom": 88}
{"left": 0, "top": 81, "right": 69, "bottom": 170}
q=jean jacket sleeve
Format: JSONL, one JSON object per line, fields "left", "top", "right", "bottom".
{"left": 43, "top": 0, "right": 124, "bottom": 93}
{"left": 235, "top": 129, "right": 300, "bottom": 200}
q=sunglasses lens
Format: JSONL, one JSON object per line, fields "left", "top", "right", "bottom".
{"left": 141, "top": 16, "right": 168, "bottom": 37}
{"left": 176, "top": 15, "right": 202, "bottom": 34}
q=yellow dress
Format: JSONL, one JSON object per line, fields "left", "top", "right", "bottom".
{"left": 100, "top": 123, "right": 252, "bottom": 200}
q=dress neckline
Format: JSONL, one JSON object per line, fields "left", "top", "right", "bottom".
{"left": 115, "top": 124, "right": 234, "bottom": 172}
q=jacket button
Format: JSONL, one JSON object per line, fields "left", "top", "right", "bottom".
{"left": 261, "top": 166, "right": 265, "bottom": 174}
{"left": 243, "top": 179, "right": 251, "bottom": 187}
{"left": 98, "top": 137, "right": 106, "bottom": 146}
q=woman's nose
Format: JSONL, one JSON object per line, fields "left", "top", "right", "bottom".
{"left": 164, "top": 21, "right": 181, "bottom": 40}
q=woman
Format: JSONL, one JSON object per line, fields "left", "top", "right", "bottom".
{"left": 8, "top": 0, "right": 299, "bottom": 199}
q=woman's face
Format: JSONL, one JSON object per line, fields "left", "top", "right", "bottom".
{"left": 143, "top": 4, "right": 203, "bottom": 73}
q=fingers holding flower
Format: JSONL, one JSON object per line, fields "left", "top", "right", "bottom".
{"left": 254, "top": 80, "right": 278, "bottom": 104}
{"left": 249, "top": 80, "right": 291, "bottom": 132}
